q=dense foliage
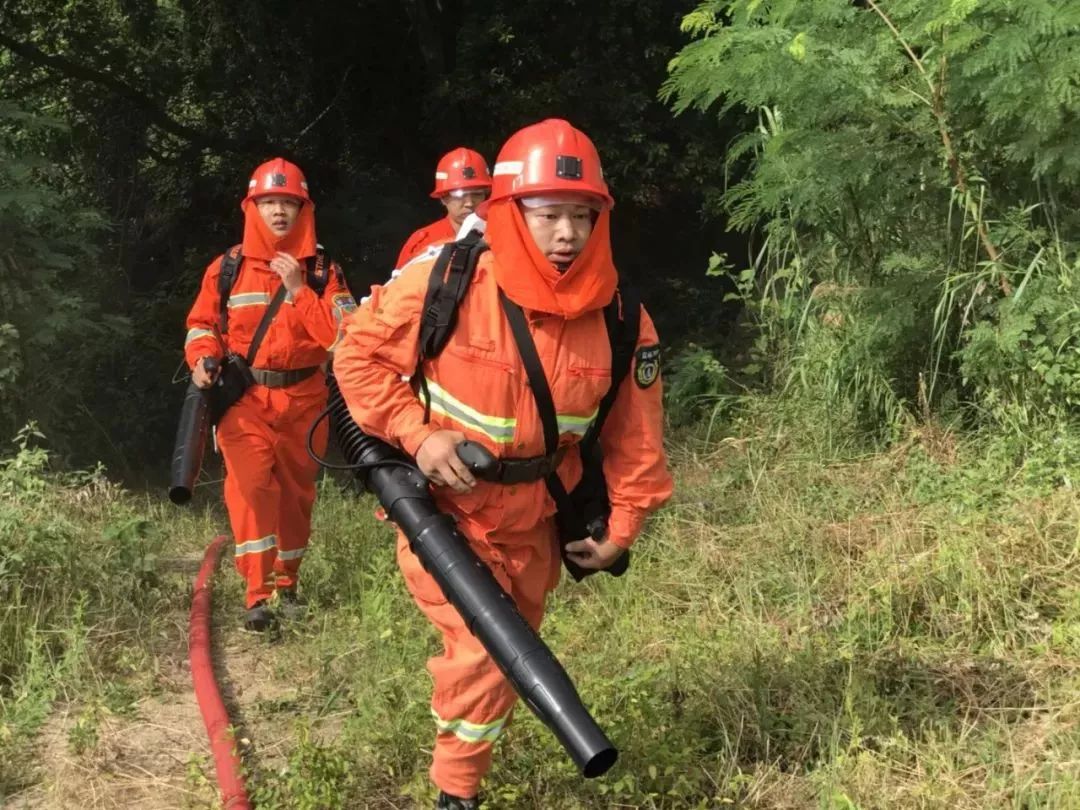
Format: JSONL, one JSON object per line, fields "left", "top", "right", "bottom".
{"left": 0, "top": 107, "right": 127, "bottom": 454}
{"left": 665, "top": 0, "right": 1080, "bottom": 442}
{"left": 0, "top": 0, "right": 734, "bottom": 473}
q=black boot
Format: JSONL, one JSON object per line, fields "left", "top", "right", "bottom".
{"left": 435, "top": 791, "right": 480, "bottom": 810}
{"left": 243, "top": 600, "right": 278, "bottom": 633}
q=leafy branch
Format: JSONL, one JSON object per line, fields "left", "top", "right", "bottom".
{"left": 0, "top": 31, "right": 273, "bottom": 155}
{"left": 865, "top": 0, "right": 1010, "bottom": 295}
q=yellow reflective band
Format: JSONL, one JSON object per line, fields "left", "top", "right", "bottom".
{"left": 424, "top": 379, "right": 516, "bottom": 444}
{"left": 424, "top": 380, "right": 598, "bottom": 443}
{"left": 234, "top": 535, "right": 276, "bottom": 557}
{"left": 228, "top": 292, "right": 271, "bottom": 309}
{"left": 431, "top": 708, "right": 508, "bottom": 744}
{"left": 185, "top": 327, "right": 214, "bottom": 346}
{"left": 558, "top": 409, "right": 599, "bottom": 436}
{"left": 277, "top": 547, "right": 306, "bottom": 561}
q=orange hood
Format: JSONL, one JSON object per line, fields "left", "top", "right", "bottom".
{"left": 485, "top": 199, "right": 616, "bottom": 319}
{"left": 240, "top": 199, "right": 317, "bottom": 261}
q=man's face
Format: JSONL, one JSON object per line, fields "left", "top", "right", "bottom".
{"left": 255, "top": 195, "right": 302, "bottom": 236}
{"left": 521, "top": 203, "right": 594, "bottom": 268}
{"left": 441, "top": 189, "right": 488, "bottom": 227}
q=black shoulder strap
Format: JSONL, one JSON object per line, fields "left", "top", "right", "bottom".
{"left": 580, "top": 282, "right": 640, "bottom": 453}
{"left": 244, "top": 284, "right": 288, "bottom": 367}
{"left": 500, "top": 290, "right": 611, "bottom": 581}
{"left": 499, "top": 291, "right": 560, "bottom": 455}
{"left": 419, "top": 230, "right": 487, "bottom": 361}
{"left": 415, "top": 230, "right": 488, "bottom": 423}
{"left": 497, "top": 282, "right": 641, "bottom": 455}
{"left": 501, "top": 288, "right": 641, "bottom": 583}
{"left": 217, "top": 245, "right": 244, "bottom": 334}
{"left": 305, "top": 244, "right": 331, "bottom": 297}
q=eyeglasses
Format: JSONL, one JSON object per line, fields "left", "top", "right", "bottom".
{"left": 448, "top": 189, "right": 491, "bottom": 201}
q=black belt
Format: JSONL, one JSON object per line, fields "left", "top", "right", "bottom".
{"left": 249, "top": 366, "right": 320, "bottom": 388}
{"left": 457, "top": 441, "right": 567, "bottom": 485}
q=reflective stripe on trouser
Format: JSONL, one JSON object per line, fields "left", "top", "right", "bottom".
{"left": 217, "top": 381, "right": 328, "bottom": 608}
{"left": 396, "top": 521, "right": 559, "bottom": 798}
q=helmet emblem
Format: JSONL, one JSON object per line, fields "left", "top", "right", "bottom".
{"left": 555, "top": 155, "right": 583, "bottom": 180}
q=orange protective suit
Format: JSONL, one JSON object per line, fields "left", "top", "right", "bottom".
{"left": 185, "top": 197, "right": 356, "bottom": 609}
{"left": 334, "top": 197, "right": 672, "bottom": 797}
{"left": 395, "top": 216, "right": 457, "bottom": 269}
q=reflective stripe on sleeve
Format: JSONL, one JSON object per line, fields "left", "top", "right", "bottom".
{"left": 185, "top": 327, "right": 215, "bottom": 345}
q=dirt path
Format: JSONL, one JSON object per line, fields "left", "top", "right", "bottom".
{"left": 2, "top": 557, "right": 275, "bottom": 810}
{"left": 3, "top": 550, "right": 378, "bottom": 810}
{"left": 3, "top": 620, "right": 217, "bottom": 810}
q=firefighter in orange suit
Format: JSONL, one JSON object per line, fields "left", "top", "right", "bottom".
{"left": 334, "top": 120, "right": 673, "bottom": 808}
{"left": 184, "top": 158, "right": 356, "bottom": 632}
{"left": 395, "top": 147, "right": 492, "bottom": 268}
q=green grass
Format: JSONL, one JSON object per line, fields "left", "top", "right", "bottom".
{"left": 4, "top": 408, "right": 1080, "bottom": 807}
{"left": 0, "top": 430, "right": 220, "bottom": 800}
{"left": 236, "top": 413, "right": 1080, "bottom": 808}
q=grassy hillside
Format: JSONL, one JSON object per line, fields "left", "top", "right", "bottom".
{"left": 3, "top": 410, "right": 1080, "bottom": 808}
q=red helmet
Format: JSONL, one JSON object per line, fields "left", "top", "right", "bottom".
{"left": 243, "top": 157, "right": 311, "bottom": 205}
{"left": 484, "top": 119, "right": 613, "bottom": 212}
{"left": 431, "top": 147, "right": 492, "bottom": 198}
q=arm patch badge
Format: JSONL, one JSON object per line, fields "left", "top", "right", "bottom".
{"left": 332, "top": 292, "right": 358, "bottom": 313}
{"left": 634, "top": 344, "right": 661, "bottom": 389}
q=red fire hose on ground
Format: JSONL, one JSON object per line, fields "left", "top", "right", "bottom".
{"left": 190, "top": 535, "right": 252, "bottom": 810}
